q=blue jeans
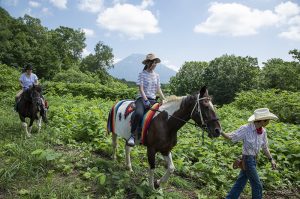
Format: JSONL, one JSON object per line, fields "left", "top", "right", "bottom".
{"left": 130, "top": 97, "right": 156, "bottom": 137}
{"left": 226, "top": 155, "right": 263, "bottom": 199}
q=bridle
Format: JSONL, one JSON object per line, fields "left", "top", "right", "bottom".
{"left": 150, "top": 94, "right": 218, "bottom": 128}
{"left": 30, "top": 89, "right": 42, "bottom": 110}
{"left": 190, "top": 94, "right": 219, "bottom": 128}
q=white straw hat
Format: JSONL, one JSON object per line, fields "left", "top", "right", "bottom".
{"left": 248, "top": 108, "right": 278, "bottom": 122}
{"left": 142, "top": 53, "right": 161, "bottom": 64}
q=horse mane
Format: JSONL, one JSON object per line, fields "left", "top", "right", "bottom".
{"left": 165, "top": 95, "right": 184, "bottom": 103}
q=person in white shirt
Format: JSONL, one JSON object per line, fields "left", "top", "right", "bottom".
{"left": 221, "top": 108, "right": 278, "bottom": 199}
{"left": 15, "top": 64, "right": 47, "bottom": 115}
{"left": 15, "top": 64, "right": 38, "bottom": 105}
{"left": 127, "top": 53, "right": 166, "bottom": 146}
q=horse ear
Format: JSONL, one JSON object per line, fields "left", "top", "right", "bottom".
{"left": 200, "top": 86, "right": 208, "bottom": 97}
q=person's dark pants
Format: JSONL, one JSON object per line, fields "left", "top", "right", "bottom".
{"left": 130, "top": 97, "right": 156, "bottom": 138}
{"left": 226, "top": 155, "right": 263, "bottom": 199}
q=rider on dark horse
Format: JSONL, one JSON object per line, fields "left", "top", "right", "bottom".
{"left": 15, "top": 64, "right": 47, "bottom": 120}
{"left": 127, "top": 53, "right": 166, "bottom": 146}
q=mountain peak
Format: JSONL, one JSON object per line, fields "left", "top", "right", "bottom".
{"left": 109, "top": 54, "right": 176, "bottom": 83}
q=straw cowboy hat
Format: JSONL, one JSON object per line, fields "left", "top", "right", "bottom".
{"left": 248, "top": 108, "right": 278, "bottom": 122}
{"left": 142, "top": 53, "right": 161, "bottom": 64}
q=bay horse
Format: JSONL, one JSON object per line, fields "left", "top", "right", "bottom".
{"left": 107, "top": 86, "right": 221, "bottom": 189}
{"left": 16, "top": 84, "right": 48, "bottom": 137}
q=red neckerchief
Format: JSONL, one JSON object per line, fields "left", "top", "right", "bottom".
{"left": 256, "top": 127, "right": 263, "bottom": 134}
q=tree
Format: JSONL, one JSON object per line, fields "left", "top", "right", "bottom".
{"left": 169, "top": 61, "right": 208, "bottom": 95}
{"left": 261, "top": 58, "right": 300, "bottom": 92}
{"left": 203, "top": 55, "right": 260, "bottom": 105}
{"left": 289, "top": 49, "right": 300, "bottom": 62}
{"left": 80, "top": 41, "right": 114, "bottom": 73}
{"left": 51, "top": 26, "right": 86, "bottom": 70}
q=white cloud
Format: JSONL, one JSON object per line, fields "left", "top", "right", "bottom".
{"left": 81, "top": 28, "right": 95, "bottom": 37}
{"left": 194, "top": 1, "right": 300, "bottom": 41}
{"left": 97, "top": 3, "right": 160, "bottom": 39}
{"left": 78, "top": 0, "right": 103, "bottom": 13}
{"left": 279, "top": 26, "right": 300, "bottom": 41}
{"left": 194, "top": 2, "right": 278, "bottom": 36}
{"left": 279, "top": 15, "right": 300, "bottom": 41}
{"left": 41, "top": 7, "right": 52, "bottom": 16}
{"left": 275, "top": 1, "right": 300, "bottom": 18}
{"left": 275, "top": 2, "right": 300, "bottom": 41}
{"left": 49, "top": 0, "right": 67, "bottom": 9}
{"left": 29, "top": 1, "right": 40, "bottom": 8}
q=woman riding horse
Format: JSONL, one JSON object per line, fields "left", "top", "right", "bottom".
{"left": 127, "top": 53, "right": 166, "bottom": 146}
{"left": 15, "top": 64, "right": 47, "bottom": 118}
{"left": 107, "top": 86, "right": 222, "bottom": 189}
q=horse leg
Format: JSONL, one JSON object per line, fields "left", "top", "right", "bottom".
{"left": 37, "top": 117, "right": 42, "bottom": 133}
{"left": 19, "top": 115, "right": 30, "bottom": 137}
{"left": 112, "top": 133, "right": 118, "bottom": 160}
{"left": 156, "top": 152, "right": 175, "bottom": 187}
{"left": 28, "top": 119, "right": 34, "bottom": 135}
{"left": 125, "top": 145, "right": 133, "bottom": 172}
{"left": 147, "top": 147, "right": 156, "bottom": 189}
{"left": 21, "top": 122, "right": 30, "bottom": 137}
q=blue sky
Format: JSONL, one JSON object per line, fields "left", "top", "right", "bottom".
{"left": 1, "top": 0, "right": 300, "bottom": 71}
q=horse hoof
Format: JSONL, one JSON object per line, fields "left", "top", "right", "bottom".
{"left": 154, "top": 180, "right": 160, "bottom": 189}
{"left": 26, "top": 133, "right": 31, "bottom": 137}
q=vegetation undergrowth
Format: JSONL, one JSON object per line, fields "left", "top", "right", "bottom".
{"left": 0, "top": 91, "right": 299, "bottom": 198}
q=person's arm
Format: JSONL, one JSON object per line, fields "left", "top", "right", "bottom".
{"left": 158, "top": 88, "right": 166, "bottom": 102}
{"left": 221, "top": 125, "right": 247, "bottom": 143}
{"left": 139, "top": 85, "right": 147, "bottom": 101}
{"left": 262, "top": 133, "right": 277, "bottom": 169}
{"left": 262, "top": 147, "right": 276, "bottom": 169}
{"left": 221, "top": 132, "right": 232, "bottom": 140}
{"left": 19, "top": 80, "right": 23, "bottom": 88}
{"left": 34, "top": 74, "right": 39, "bottom": 85}
{"left": 156, "top": 74, "right": 166, "bottom": 103}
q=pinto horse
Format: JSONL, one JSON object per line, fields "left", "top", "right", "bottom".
{"left": 16, "top": 84, "right": 47, "bottom": 137}
{"left": 107, "top": 86, "right": 221, "bottom": 189}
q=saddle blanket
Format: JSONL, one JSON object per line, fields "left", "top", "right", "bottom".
{"left": 107, "top": 100, "right": 160, "bottom": 145}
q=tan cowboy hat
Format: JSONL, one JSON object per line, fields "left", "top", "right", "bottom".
{"left": 142, "top": 53, "right": 161, "bottom": 64}
{"left": 248, "top": 108, "right": 278, "bottom": 122}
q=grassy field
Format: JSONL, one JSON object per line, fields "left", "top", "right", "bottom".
{"left": 0, "top": 92, "right": 299, "bottom": 198}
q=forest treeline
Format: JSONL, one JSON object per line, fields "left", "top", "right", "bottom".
{"left": 0, "top": 7, "right": 114, "bottom": 82}
{"left": 1, "top": 6, "right": 299, "bottom": 119}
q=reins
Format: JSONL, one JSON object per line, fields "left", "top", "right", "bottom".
{"left": 149, "top": 94, "right": 211, "bottom": 144}
{"left": 149, "top": 107, "right": 198, "bottom": 126}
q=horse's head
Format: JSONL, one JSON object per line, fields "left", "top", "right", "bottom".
{"left": 28, "top": 84, "right": 43, "bottom": 110}
{"left": 190, "top": 86, "right": 221, "bottom": 138}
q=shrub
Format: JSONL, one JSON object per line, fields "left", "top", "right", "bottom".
{"left": 43, "top": 81, "right": 137, "bottom": 100}
{"left": 52, "top": 69, "right": 97, "bottom": 83}
{"left": 232, "top": 89, "right": 300, "bottom": 124}
{"left": 0, "top": 64, "right": 20, "bottom": 92}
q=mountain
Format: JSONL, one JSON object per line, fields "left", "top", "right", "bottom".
{"left": 108, "top": 54, "right": 177, "bottom": 84}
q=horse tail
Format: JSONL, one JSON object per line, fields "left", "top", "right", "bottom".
{"left": 106, "top": 100, "right": 129, "bottom": 136}
{"left": 106, "top": 106, "right": 114, "bottom": 135}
